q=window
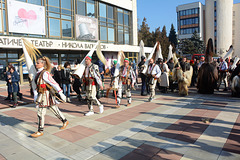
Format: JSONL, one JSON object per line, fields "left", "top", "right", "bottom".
{"left": 49, "top": 18, "right": 60, "bottom": 37}
{"left": 76, "top": 0, "right": 95, "bottom": 17}
{"left": 100, "top": 26, "right": 107, "bottom": 41}
{"left": 0, "top": 11, "right": 2, "bottom": 32}
{"left": 180, "top": 11, "right": 182, "bottom": 16}
{"left": 61, "top": 0, "right": 71, "bottom": 10}
{"left": 76, "top": 0, "right": 85, "bottom": 16}
{"left": 108, "top": 28, "right": 114, "bottom": 42}
{"left": 48, "top": 0, "right": 60, "bottom": 7}
{"left": 28, "top": 0, "right": 42, "bottom": 5}
{"left": 108, "top": 6, "right": 114, "bottom": 19}
{"left": 99, "top": 3, "right": 106, "bottom": 18}
{"left": 124, "top": 12, "right": 129, "bottom": 26}
{"left": 99, "top": 2, "right": 116, "bottom": 43}
{"left": 86, "top": 2, "right": 95, "bottom": 17}
{"left": 118, "top": 29, "right": 123, "bottom": 44}
{"left": 124, "top": 31, "right": 129, "bottom": 44}
{"left": 118, "top": 11, "right": 123, "bottom": 24}
{"left": 62, "top": 20, "right": 72, "bottom": 37}
{"left": 3, "top": 9, "right": 6, "bottom": 32}
{"left": 195, "top": 8, "right": 199, "bottom": 14}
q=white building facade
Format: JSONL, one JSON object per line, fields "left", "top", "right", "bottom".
{"left": 0, "top": 0, "right": 151, "bottom": 84}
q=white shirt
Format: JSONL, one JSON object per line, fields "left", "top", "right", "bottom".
{"left": 147, "top": 64, "right": 161, "bottom": 78}
{"left": 35, "top": 67, "right": 62, "bottom": 92}
{"left": 219, "top": 61, "right": 228, "bottom": 71}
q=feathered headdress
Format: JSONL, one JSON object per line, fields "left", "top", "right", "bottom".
{"left": 154, "top": 41, "right": 163, "bottom": 62}
{"left": 141, "top": 42, "right": 158, "bottom": 74}
{"left": 167, "top": 45, "right": 173, "bottom": 62}
{"left": 172, "top": 53, "right": 178, "bottom": 66}
{"left": 223, "top": 45, "right": 233, "bottom": 60}
{"left": 17, "top": 38, "right": 42, "bottom": 90}
{"left": 18, "top": 38, "right": 42, "bottom": 63}
{"left": 73, "top": 41, "right": 107, "bottom": 78}
{"left": 138, "top": 40, "right": 146, "bottom": 63}
{"left": 96, "top": 41, "right": 107, "bottom": 65}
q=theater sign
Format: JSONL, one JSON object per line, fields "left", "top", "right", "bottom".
{"left": 0, "top": 36, "right": 152, "bottom": 53}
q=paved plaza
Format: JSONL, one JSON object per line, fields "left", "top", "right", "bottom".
{"left": 0, "top": 82, "right": 240, "bottom": 160}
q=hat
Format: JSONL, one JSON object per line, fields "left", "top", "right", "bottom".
{"left": 113, "top": 60, "right": 117, "bottom": 65}
{"left": 158, "top": 58, "right": 163, "bottom": 62}
{"left": 124, "top": 58, "right": 129, "bottom": 63}
{"left": 86, "top": 56, "right": 92, "bottom": 61}
{"left": 141, "top": 56, "right": 146, "bottom": 60}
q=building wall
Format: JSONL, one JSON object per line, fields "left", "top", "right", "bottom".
{"left": 99, "top": 0, "right": 133, "bottom": 11}
{"left": 233, "top": 4, "right": 240, "bottom": 57}
{"left": 216, "top": 0, "right": 233, "bottom": 56}
{"left": 132, "top": 0, "right": 138, "bottom": 45}
{"left": 176, "top": 2, "right": 203, "bottom": 40}
{"left": 205, "top": 0, "right": 215, "bottom": 46}
{"left": 99, "top": 0, "right": 138, "bottom": 45}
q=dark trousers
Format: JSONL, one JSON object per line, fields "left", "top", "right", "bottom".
{"left": 141, "top": 74, "right": 147, "bottom": 94}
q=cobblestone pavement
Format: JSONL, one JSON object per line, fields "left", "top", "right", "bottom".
{"left": 0, "top": 81, "right": 240, "bottom": 160}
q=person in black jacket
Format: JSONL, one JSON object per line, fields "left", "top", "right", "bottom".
{"left": 54, "top": 65, "right": 62, "bottom": 88}
{"left": 72, "top": 60, "right": 83, "bottom": 101}
{"left": 61, "top": 62, "right": 72, "bottom": 102}
{"left": 138, "top": 56, "right": 147, "bottom": 96}
{"left": 7, "top": 66, "right": 20, "bottom": 108}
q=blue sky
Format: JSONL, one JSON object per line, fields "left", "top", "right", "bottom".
{"left": 137, "top": 0, "right": 240, "bottom": 33}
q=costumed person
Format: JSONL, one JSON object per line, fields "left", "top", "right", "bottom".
{"left": 167, "top": 58, "right": 175, "bottom": 92}
{"left": 160, "top": 58, "right": 170, "bottom": 93}
{"left": 197, "top": 38, "right": 218, "bottom": 94}
{"left": 18, "top": 39, "right": 68, "bottom": 138}
{"left": 217, "top": 57, "right": 228, "bottom": 91}
{"left": 138, "top": 56, "right": 147, "bottom": 96}
{"left": 231, "top": 60, "right": 240, "bottom": 97}
{"left": 116, "top": 58, "right": 136, "bottom": 108}
{"left": 32, "top": 57, "right": 69, "bottom": 137}
{"left": 83, "top": 56, "right": 104, "bottom": 116}
{"left": 147, "top": 58, "right": 161, "bottom": 102}
{"left": 110, "top": 60, "right": 117, "bottom": 96}
{"left": 172, "top": 55, "right": 193, "bottom": 96}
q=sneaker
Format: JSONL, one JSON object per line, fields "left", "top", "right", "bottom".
{"left": 127, "top": 103, "right": 131, "bottom": 107}
{"left": 67, "top": 98, "right": 71, "bottom": 103}
{"left": 12, "top": 103, "right": 18, "bottom": 108}
{"left": 99, "top": 105, "right": 104, "bottom": 114}
{"left": 85, "top": 111, "right": 94, "bottom": 116}
{"left": 60, "top": 121, "right": 69, "bottom": 129}
{"left": 31, "top": 132, "right": 43, "bottom": 138}
{"left": 148, "top": 97, "right": 153, "bottom": 102}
